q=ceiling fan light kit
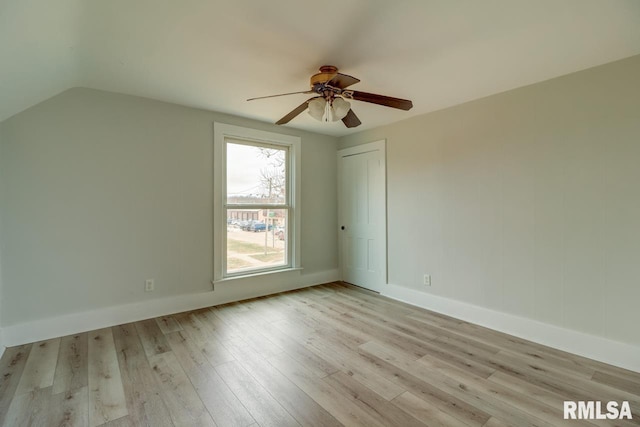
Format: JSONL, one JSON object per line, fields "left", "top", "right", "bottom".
{"left": 248, "top": 66, "right": 413, "bottom": 128}
{"left": 308, "top": 97, "right": 351, "bottom": 122}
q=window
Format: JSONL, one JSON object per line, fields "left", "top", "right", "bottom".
{"left": 213, "top": 123, "right": 301, "bottom": 280}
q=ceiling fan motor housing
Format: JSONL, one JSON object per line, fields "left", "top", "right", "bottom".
{"left": 310, "top": 65, "right": 339, "bottom": 88}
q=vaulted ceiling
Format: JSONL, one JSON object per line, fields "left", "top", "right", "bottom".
{"left": 2, "top": 0, "right": 640, "bottom": 136}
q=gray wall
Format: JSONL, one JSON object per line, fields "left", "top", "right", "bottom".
{"left": 0, "top": 127, "right": 3, "bottom": 338}
{"left": 339, "top": 55, "right": 640, "bottom": 346}
{"left": 0, "top": 88, "right": 338, "bottom": 326}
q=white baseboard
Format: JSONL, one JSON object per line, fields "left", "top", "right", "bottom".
{"left": 382, "top": 284, "right": 640, "bottom": 373}
{"left": 2, "top": 268, "right": 339, "bottom": 348}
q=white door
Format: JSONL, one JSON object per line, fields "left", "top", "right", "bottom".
{"left": 338, "top": 140, "right": 386, "bottom": 292}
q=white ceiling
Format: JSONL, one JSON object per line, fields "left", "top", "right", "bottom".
{"left": 2, "top": 0, "right": 640, "bottom": 136}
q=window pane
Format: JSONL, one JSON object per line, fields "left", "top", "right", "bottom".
{"left": 226, "top": 142, "right": 286, "bottom": 204}
{"left": 226, "top": 209, "right": 288, "bottom": 274}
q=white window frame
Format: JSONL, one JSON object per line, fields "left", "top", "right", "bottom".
{"left": 213, "top": 123, "right": 301, "bottom": 281}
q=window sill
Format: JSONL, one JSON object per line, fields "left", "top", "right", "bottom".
{"left": 213, "top": 267, "right": 303, "bottom": 284}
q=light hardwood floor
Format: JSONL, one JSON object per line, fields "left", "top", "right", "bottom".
{"left": 1, "top": 282, "right": 639, "bottom": 426}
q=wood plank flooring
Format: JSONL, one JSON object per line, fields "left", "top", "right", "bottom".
{"left": 1, "top": 282, "right": 639, "bottom": 426}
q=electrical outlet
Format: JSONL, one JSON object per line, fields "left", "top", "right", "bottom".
{"left": 423, "top": 274, "right": 431, "bottom": 286}
{"left": 145, "top": 279, "right": 154, "bottom": 292}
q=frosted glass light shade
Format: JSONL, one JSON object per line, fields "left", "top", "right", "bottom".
{"left": 308, "top": 98, "right": 326, "bottom": 121}
{"left": 332, "top": 97, "right": 351, "bottom": 120}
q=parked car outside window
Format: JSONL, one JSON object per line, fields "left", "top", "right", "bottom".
{"left": 249, "top": 222, "right": 274, "bottom": 232}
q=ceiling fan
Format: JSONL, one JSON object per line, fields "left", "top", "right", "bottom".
{"left": 247, "top": 66, "right": 413, "bottom": 128}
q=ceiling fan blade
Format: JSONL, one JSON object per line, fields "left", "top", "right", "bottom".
{"left": 327, "top": 73, "right": 360, "bottom": 89}
{"left": 345, "top": 90, "right": 413, "bottom": 110}
{"left": 341, "top": 109, "right": 361, "bottom": 128}
{"left": 247, "top": 90, "right": 313, "bottom": 101}
{"left": 275, "top": 97, "right": 319, "bottom": 125}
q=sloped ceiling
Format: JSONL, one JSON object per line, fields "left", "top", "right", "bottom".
{"left": 2, "top": 0, "right": 640, "bottom": 136}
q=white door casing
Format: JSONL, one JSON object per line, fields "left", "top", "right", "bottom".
{"left": 337, "top": 140, "right": 387, "bottom": 292}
